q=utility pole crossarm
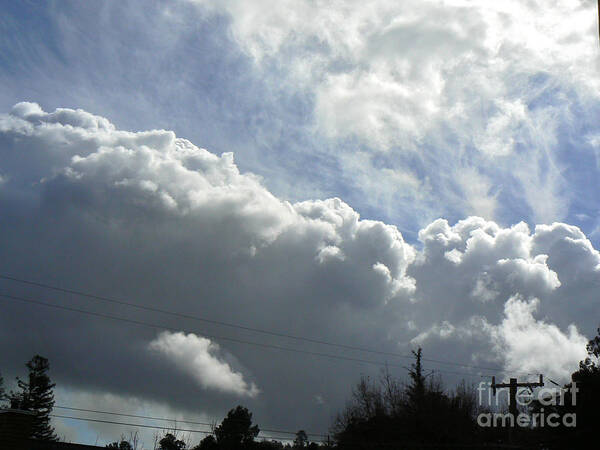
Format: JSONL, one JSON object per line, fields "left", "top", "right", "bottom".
{"left": 491, "top": 374, "right": 544, "bottom": 390}
{"left": 489, "top": 374, "right": 544, "bottom": 444}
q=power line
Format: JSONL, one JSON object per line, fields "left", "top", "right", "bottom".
{"left": 2, "top": 395, "right": 326, "bottom": 440}
{"left": 0, "top": 289, "right": 538, "bottom": 380}
{"left": 0, "top": 291, "right": 493, "bottom": 380}
{"left": 54, "top": 406, "right": 326, "bottom": 438}
{"left": 0, "top": 292, "right": 425, "bottom": 371}
{"left": 50, "top": 414, "right": 308, "bottom": 442}
{"left": 0, "top": 273, "right": 512, "bottom": 374}
{"left": 51, "top": 414, "right": 214, "bottom": 435}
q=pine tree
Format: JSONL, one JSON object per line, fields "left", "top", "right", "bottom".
{"left": 214, "top": 405, "right": 259, "bottom": 449}
{"left": 406, "top": 348, "right": 425, "bottom": 409}
{"left": 14, "top": 355, "right": 57, "bottom": 441}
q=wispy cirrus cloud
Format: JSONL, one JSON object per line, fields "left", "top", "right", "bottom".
{"left": 188, "top": 0, "right": 600, "bottom": 228}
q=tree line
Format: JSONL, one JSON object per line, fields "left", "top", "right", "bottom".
{"left": 107, "top": 405, "right": 324, "bottom": 450}
{"left": 329, "top": 329, "right": 600, "bottom": 449}
{"left": 2, "top": 327, "right": 600, "bottom": 449}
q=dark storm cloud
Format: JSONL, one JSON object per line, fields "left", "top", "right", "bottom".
{"left": 0, "top": 104, "right": 598, "bottom": 440}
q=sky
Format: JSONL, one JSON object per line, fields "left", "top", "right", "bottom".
{"left": 0, "top": 0, "right": 599, "bottom": 447}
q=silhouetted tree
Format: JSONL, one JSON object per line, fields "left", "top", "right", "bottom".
{"left": 571, "top": 329, "right": 600, "bottom": 445}
{"left": 11, "top": 355, "right": 57, "bottom": 441}
{"left": 380, "top": 365, "right": 404, "bottom": 418}
{"left": 293, "top": 430, "right": 308, "bottom": 448}
{"left": 333, "top": 348, "right": 491, "bottom": 448}
{"left": 405, "top": 348, "right": 425, "bottom": 410}
{"left": 106, "top": 441, "right": 133, "bottom": 450}
{"left": 255, "top": 440, "right": 284, "bottom": 449}
{"left": 193, "top": 435, "right": 218, "bottom": 450}
{"left": 107, "top": 432, "right": 139, "bottom": 449}
{"left": 524, "top": 326, "right": 600, "bottom": 449}
{"left": 214, "top": 406, "right": 259, "bottom": 449}
{"left": 157, "top": 432, "right": 187, "bottom": 450}
{"left": 332, "top": 373, "right": 391, "bottom": 446}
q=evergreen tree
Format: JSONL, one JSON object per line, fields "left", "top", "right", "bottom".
{"left": 214, "top": 406, "right": 259, "bottom": 449}
{"left": 13, "top": 355, "right": 57, "bottom": 441}
{"left": 406, "top": 348, "right": 425, "bottom": 410}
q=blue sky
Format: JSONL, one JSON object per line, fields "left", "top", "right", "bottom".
{"left": 1, "top": 1, "right": 599, "bottom": 447}
{"left": 3, "top": 0, "right": 597, "bottom": 241}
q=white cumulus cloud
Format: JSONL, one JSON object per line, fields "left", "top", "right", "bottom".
{"left": 1, "top": 102, "right": 598, "bottom": 433}
{"left": 488, "top": 296, "right": 589, "bottom": 382}
{"left": 149, "top": 331, "right": 260, "bottom": 397}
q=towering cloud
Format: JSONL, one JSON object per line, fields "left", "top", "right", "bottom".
{"left": 0, "top": 103, "right": 597, "bottom": 438}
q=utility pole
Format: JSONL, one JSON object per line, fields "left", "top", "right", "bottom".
{"left": 491, "top": 374, "right": 544, "bottom": 443}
